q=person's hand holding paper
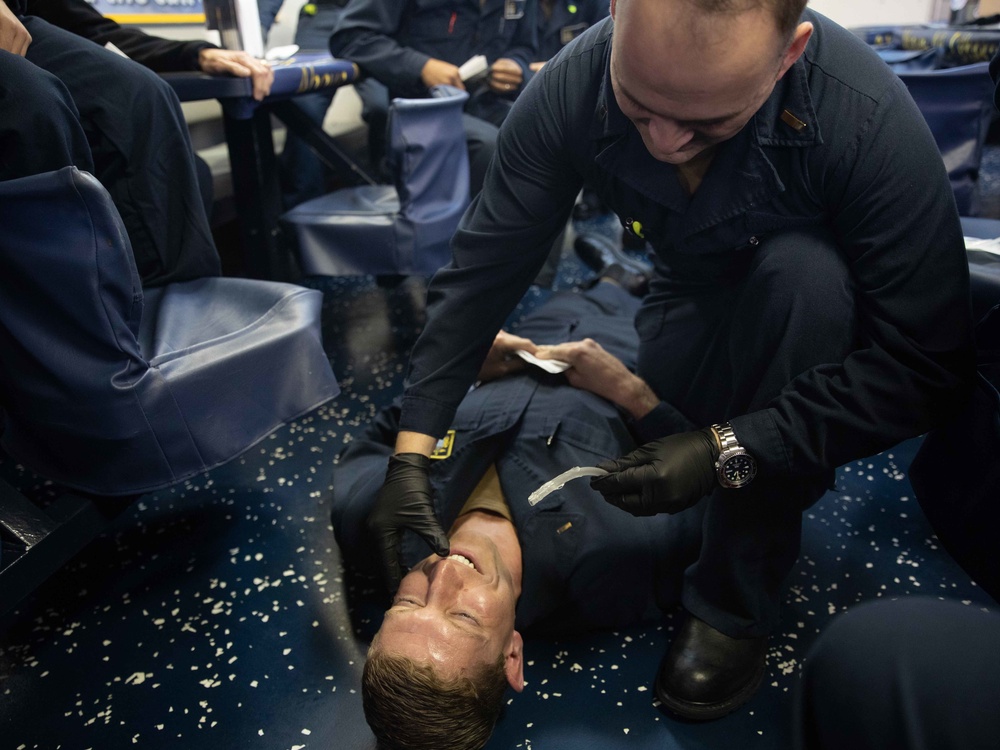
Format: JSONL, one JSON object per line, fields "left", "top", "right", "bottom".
{"left": 535, "top": 339, "right": 660, "bottom": 419}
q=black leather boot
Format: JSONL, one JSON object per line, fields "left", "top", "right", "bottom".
{"left": 656, "top": 613, "right": 768, "bottom": 721}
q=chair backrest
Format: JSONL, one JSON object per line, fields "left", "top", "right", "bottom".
{"left": 386, "top": 84, "right": 470, "bottom": 225}
{"left": 0, "top": 169, "right": 167, "bottom": 488}
{"left": 896, "top": 62, "right": 994, "bottom": 216}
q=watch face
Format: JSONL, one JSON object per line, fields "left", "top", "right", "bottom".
{"left": 721, "top": 454, "right": 756, "bottom": 486}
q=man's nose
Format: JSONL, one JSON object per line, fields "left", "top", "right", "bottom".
{"left": 425, "top": 557, "right": 465, "bottom": 593}
{"left": 647, "top": 117, "right": 694, "bottom": 155}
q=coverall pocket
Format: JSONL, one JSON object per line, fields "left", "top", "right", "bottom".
{"left": 635, "top": 300, "right": 666, "bottom": 342}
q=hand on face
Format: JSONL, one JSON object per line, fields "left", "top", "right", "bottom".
{"left": 368, "top": 454, "right": 450, "bottom": 595}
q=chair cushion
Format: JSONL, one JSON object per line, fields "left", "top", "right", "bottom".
{"left": 137, "top": 278, "right": 339, "bottom": 481}
{"left": 0, "top": 168, "right": 339, "bottom": 496}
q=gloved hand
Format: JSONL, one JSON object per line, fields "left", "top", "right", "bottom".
{"left": 367, "top": 453, "right": 450, "bottom": 593}
{"left": 590, "top": 428, "right": 719, "bottom": 516}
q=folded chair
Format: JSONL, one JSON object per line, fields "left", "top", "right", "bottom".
{"left": 280, "top": 84, "right": 470, "bottom": 277}
{"left": 0, "top": 167, "right": 339, "bottom": 613}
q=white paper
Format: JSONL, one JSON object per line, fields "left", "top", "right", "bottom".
{"left": 458, "top": 55, "right": 489, "bottom": 82}
{"left": 104, "top": 42, "right": 130, "bottom": 59}
{"left": 964, "top": 236, "right": 1000, "bottom": 257}
{"left": 515, "top": 350, "right": 570, "bottom": 374}
{"left": 266, "top": 44, "right": 300, "bottom": 62}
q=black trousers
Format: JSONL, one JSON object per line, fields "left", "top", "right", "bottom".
{"left": 637, "top": 229, "right": 859, "bottom": 637}
{"left": 795, "top": 598, "right": 1000, "bottom": 750}
{"left": 0, "top": 17, "right": 219, "bottom": 287}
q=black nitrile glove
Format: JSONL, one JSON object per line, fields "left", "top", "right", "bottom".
{"left": 367, "top": 453, "right": 450, "bottom": 593}
{"left": 590, "top": 428, "right": 719, "bottom": 516}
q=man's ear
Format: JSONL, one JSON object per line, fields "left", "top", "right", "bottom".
{"left": 504, "top": 630, "right": 525, "bottom": 692}
{"left": 778, "top": 22, "right": 813, "bottom": 80}
{"left": 610, "top": 0, "right": 617, "bottom": 21}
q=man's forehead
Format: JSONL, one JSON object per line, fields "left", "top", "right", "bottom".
{"left": 375, "top": 626, "right": 495, "bottom": 679}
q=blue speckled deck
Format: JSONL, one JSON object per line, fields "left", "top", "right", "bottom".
{"left": 1, "top": 157, "right": 997, "bottom": 749}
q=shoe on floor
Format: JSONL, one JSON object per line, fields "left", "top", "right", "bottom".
{"left": 572, "top": 189, "right": 610, "bottom": 222}
{"left": 574, "top": 232, "right": 652, "bottom": 277}
{"left": 597, "top": 263, "right": 650, "bottom": 297}
{"left": 655, "top": 613, "right": 768, "bottom": 721}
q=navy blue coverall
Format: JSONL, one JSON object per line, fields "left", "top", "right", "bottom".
{"left": 534, "top": 0, "right": 608, "bottom": 64}
{"left": 333, "top": 282, "right": 691, "bottom": 635}
{"left": 0, "top": 0, "right": 220, "bottom": 287}
{"left": 394, "top": 11, "right": 976, "bottom": 638}
{"left": 796, "top": 598, "right": 1000, "bottom": 750}
{"left": 329, "top": 0, "right": 538, "bottom": 194}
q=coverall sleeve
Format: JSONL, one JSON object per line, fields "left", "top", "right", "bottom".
{"left": 25, "top": 0, "right": 213, "bottom": 72}
{"left": 329, "top": 0, "right": 431, "bottom": 97}
{"left": 399, "top": 59, "right": 587, "bottom": 437}
{"left": 731, "top": 74, "right": 976, "bottom": 477}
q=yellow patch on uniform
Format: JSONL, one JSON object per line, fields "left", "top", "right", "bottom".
{"left": 430, "top": 430, "right": 456, "bottom": 460}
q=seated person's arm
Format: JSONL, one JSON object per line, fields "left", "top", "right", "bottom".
{"left": 1, "top": 0, "right": 30, "bottom": 55}
{"left": 197, "top": 49, "right": 274, "bottom": 101}
{"left": 490, "top": 0, "right": 537, "bottom": 93}
{"left": 25, "top": 0, "right": 273, "bottom": 99}
{"left": 330, "top": 0, "right": 440, "bottom": 97}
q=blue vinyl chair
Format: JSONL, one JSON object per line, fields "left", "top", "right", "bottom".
{"left": 894, "top": 61, "right": 994, "bottom": 217}
{"left": 0, "top": 167, "right": 340, "bottom": 497}
{"left": 280, "top": 84, "right": 470, "bottom": 277}
{"left": 0, "top": 167, "right": 340, "bottom": 612}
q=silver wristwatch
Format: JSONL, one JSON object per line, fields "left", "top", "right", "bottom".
{"left": 711, "top": 423, "right": 757, "bottom": 489}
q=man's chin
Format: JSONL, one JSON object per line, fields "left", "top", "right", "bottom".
{"left": 651, "top": 147, "right": 705, "bottom": 165}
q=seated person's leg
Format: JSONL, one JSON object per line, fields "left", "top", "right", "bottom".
{"left": 354, "top": 77, "right": 390, "bottom": 180}
{"left": 795, "top": 598, "right": 1000, "bottom": 750}
{"left": 23, "top": 17, "right": 220, "bottom": 287}
{"left": 465, "top": 89, "right": 515, "bottom": 129}
{"left": 0, "top": 51, "right": 93, "bottom": 179}
{"left": 460, "top": 113, "right": 498, "bottom": 197}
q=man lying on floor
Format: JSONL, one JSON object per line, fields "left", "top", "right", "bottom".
{"left": 331, "top": 271, "right": 713, "bottom": 749}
